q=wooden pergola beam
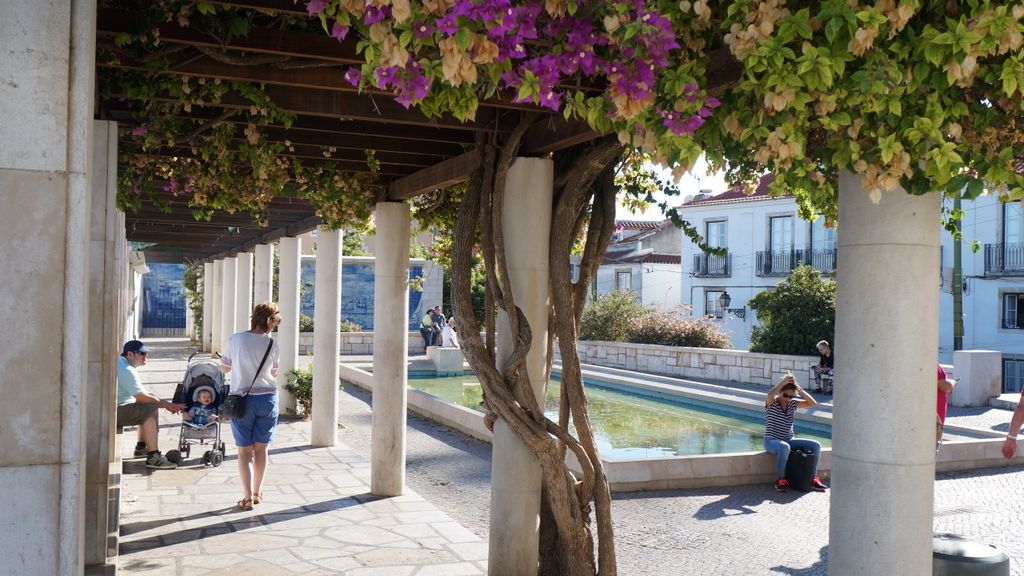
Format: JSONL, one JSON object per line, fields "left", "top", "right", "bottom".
{"left": 387, "top": 150, "right": 481, "bottom": 200}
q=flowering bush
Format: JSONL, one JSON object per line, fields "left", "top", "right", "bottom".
{"left": 579, "top": 290, "right": 647, "bottom": 342}
{"left": 627, "top": 307, "right": 732, "bottom": 349}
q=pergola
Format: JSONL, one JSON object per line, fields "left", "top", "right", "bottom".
{"left": 1, "top": 2, "right": 969, "bottom": 576}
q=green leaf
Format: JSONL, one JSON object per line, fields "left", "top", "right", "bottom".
{"left": 456, "top": 27, "right": 472, "bottom": 51}
{"left": 1001, "top": 64, "right": 1019, "bottom": 97}
{"left": 964, "top": 178, "right": 984, "bottom": 200}
{"left": 197, "top": 2, "right": 216, "bottom": 15}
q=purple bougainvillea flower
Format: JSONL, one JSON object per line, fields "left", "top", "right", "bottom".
{"left": 306, "top": 0, "right": 327, "bottom": 16}
{"left": 705, "top": 96, "right": 721, "bottom": 108}
{"left": 364, "top": 5, "right": 391, "bottom": 25}
{"left": 414, "top": 22, "right": 434, "bottom": 40}
{"left": 131, "top": 126, "right": 147, "bottom": 136}
{"left": 343, "top": 68, "right": 362, "bottom": 86}
{"left": 436, "top": 13, "right": 458, "bottom": 36}
{"left": 539, "top": 89, "right": 561, "bottom": 111}
{"left": 330, "top": 22, "right": 349, "bottom": 42}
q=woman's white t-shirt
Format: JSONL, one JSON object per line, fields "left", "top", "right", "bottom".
{"left": 221, "top": 331, "right": 280, "bottom": 396}
{"left": 441, "top": 325, "right": 459, "bottom": 348}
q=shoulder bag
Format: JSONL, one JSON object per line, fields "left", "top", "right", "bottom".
{"left": 221, "top": 339, "right": 273, "bottom": 420}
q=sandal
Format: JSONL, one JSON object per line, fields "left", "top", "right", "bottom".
{"left": 237, "top": 497, "right": 254, "bottom": 511}
{"left": 252, "top": 493, "right": 263, "bottom": 505}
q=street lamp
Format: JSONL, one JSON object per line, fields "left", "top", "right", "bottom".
{"left": 718, "top": 290, "right": 746, "bottom": 320}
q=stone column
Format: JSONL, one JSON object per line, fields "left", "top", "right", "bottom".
{"left": 829, "top": 171, "right": 940, "bottom": 575}
{"left": 489, "top": 158, "right": 553, "bottom": 575}
{"left": 84, "top": 120, "right": 123, "bottom": 574}
{"left": 277, "top": 237, "right": 301, "bottom": 415}
{"left": 312, "top": 229, "right": 342, "bottom": 446}
{"left": 221, "top": 257, "right": 238, "bottom": 349}
{"left": 236, "top": 251, "right": 253, "bottom": 331}
{"left": 0, "top": 2, "right": 95, "bottom": 573}
{"left": 211, "top": 259, "right": 223, "bottom": 355}
{"left": 253, "top": 243, "right": 274, "bottom": 304}
{"left": 202, "top": 262, "right": 213, "bottom": 352}
{"left": 371, "top": 203, "right": 411, "bottom": 496}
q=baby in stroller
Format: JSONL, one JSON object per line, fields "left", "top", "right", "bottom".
{"left": 166, "top": 357, "right": 228, "bottom": 467}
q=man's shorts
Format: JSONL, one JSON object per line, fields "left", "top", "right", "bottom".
{"left": 116, "top": 402, "right": 158, "bottom": 427}
{"left": 230, "top": 393, "right": 279, "bottom": 447}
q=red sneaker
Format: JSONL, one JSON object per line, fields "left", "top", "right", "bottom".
{"left": 811, "top": 476, "right": 828, "bottom": 491}
{"left": 774, "top": 478, "right": 789, "bottom": 493}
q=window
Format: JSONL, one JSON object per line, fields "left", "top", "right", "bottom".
{"left": 770, "top": 216, "right": 793, "bottom": 252}
{"left": 1005, "top": 358, "right": 1024, "bottom": 393}
{"left": 1006, "top": 201, "right": 1023, "bottom": 246}
{"left": 1004, "top": 292, "right": 1024, "bottom": 329}
{"left": 616, "top": 271, "right": 632, "bottom": 292}
{"left": 810, "top": 217, "right": 836, "bottom": 251}
{"left": 706, "top": 220, "right": 727, "bottom": 249}
{"left": 705, "top": 290, "right": 723, "bottom": 318}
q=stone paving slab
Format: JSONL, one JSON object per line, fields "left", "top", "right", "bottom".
{"left": 117, "top": 338, "right": 486, "bottom": 576}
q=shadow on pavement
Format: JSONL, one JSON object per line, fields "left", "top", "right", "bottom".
{"left": 770, "top": 545, "right": 828, "bottom": 575}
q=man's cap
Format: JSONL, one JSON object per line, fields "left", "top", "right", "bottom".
{"left": 122, "top": 340, "right": 150, "bottom": 355}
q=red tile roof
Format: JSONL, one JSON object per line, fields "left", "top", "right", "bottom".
{"left": 681, "top": 174, "right": 792, "bottom": 207}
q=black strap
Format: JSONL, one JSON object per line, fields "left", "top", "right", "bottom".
{"left": 239, "top": 339, "right": 274, "bottom": 398}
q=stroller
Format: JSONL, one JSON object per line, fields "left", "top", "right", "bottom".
{"left": 167, "top": 353, "right": 229, "bottom": 467}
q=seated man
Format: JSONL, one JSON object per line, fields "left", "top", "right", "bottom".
{"left": 116, "top": 340, "right": 186, "bottom": 469}
{"left": 811, "top": 340, "right": 834, "bottom": 394}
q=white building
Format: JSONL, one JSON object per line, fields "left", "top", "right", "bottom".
{"left": 680, "top": 186, "right": 1024, "bottom": 392}
{"left": 941, "top": 193, "right": 1024, "bottom": 389}
{"left": 593, "top": 220, "right": 682, "bottom": 308}
{"left": 678, "top": 185, "right": 835, "bottom": 351}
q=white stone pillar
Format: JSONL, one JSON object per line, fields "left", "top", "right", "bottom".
{"left": 254, "top": 243, "right": 274, "bottom": 304}
{"left": 312, "top": 228, "right": 342, "bottom": 446}
{"left": 203, "top": 262, "right": 214, "bottom": 352}
{"left": 371, "top": 203, "right": 411, "bottom": 496}
{"left": 236, "top": 251, "right": 253, "bottom": 331}
{"left": 221, "top": 257, "right": 238, "bottom": 349}
{"left": 277, "top": 237, "right": 301, "bottom": 415}
{"left": 489, "top": 158, "right": 553, "bottom": 575}
{"left": 211, "top": 259, "right": 223, "bottom": 355}
{"left": 829, "top": 171, "right": 940, "bottom": 575}
{"left": 0, "top": 2, "right": 95, "bottom": 573}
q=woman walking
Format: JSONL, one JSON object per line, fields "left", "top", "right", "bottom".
{"left": 221, "top": 302, "right": 282, "bottom": 510}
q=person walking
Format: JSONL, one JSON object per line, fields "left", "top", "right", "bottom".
{"left": 764, "top": 373, "right": 828, "bottom": 493}
{"left": 221, "top": 302, "right": 282, "bottom": 510}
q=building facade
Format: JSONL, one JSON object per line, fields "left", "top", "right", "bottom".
{"left": 594, "top": 220, "right": 683, "bottom": 308}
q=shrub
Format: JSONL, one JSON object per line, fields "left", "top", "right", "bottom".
{"left": 299, "top": 314, "right": 315, "bottom": 332}
{"left": 748, "top": 264, "right": 836, "bottom": 355}
{"left": 628, "top": 307, "right": 732, "bottom": 349}
{"left": 284, "top": 367, "right": 313, "bottom": 418}
{"left": 339, "top": 319, "right": 362, "bottom": 332}
{"left": 579, "top": 290, "right": 648, "bottom": 342}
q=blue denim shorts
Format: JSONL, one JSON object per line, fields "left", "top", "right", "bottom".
{"left": 229, "top": 393, "right": 279, "bottom": 447}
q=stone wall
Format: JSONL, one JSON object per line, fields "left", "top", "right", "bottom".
{"left": 563, "top": 341, "right": 820, "bottom": 387}
{"left": 299, "top": 331, "right": 424, "bottom": 356}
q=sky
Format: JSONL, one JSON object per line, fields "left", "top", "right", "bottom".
{"left": 615, "top": 154, "right": 729, "bottom": 221}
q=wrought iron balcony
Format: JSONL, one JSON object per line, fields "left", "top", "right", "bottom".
{"left": 693, "top": 253, "right": 731, "bottom": 277}
{"left": 985, "top": 243, "right": 1024, "bottom": 276}
{"left": 804, "top": 248, "right": 838, "bottom": 274}
{"left": 756, "top": 250, "right": 802, "bottom": 276}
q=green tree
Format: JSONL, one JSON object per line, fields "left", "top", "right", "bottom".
{"left": 343, "top": 230, "right": 369, "bottom": 256}
{"left": 748, "top": 265, "right": 836, "bottom": 355}
{"left": 579, "top": 291, "right": 648, "bottom": 342}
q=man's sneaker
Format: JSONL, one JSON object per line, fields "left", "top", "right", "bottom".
{"left": 133, "top": 446, "right": 149, "bottom": 458}
{"left": 774, "top": 478, "right": 789, "bottom": 493}
{"left": 145, "top": 452, "right": 177, "bottom": 470}
{"left": 811, "top": 476, "right": 828, "bottom": 492}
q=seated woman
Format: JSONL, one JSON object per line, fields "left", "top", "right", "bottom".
{"left": 765, "top": 373, "right": 828, "bottom": 493}
{"left": 441, "top": 317, "right": 459, "bottom": 348}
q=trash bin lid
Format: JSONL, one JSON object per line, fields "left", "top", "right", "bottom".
{"left": 933, "top": 533, "right": 1009, "bottom": 563}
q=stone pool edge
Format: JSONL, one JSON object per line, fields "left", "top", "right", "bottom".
{"left": 339, "top": 362, "right": 1024, "bottom": 491}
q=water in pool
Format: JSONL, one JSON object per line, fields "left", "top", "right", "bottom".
{"left": 405, "top": 374, "right": 831, "bottom": 460}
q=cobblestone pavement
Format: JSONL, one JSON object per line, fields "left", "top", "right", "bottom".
{"left": 118, "top": 339, "right": 487, "bottom": 575}
{"left": 337, "top": 377, "right": 1024, "bottom": 576}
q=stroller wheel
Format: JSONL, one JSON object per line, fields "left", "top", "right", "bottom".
{"left": 201, "top": 451, "right": 212, "bottom": 466}
{"left": 210, "top": 451, "right": 224, "bottom": 467}
{"left": 166, "top": 450, "right": 182, "bottom": 464}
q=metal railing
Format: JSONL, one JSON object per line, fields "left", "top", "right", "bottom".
{"left": 984, "top": 243, "right": 1024, "bottom": 276}
{"left": 755, "top": 250, "right": 801, "bottom": 276}
{"left": 693, "top": 253, "right": 731, "bottom": 277}
{"left": 804, "top": 248, "right": 838, "bottom": 273}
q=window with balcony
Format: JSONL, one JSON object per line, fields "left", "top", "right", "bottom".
{"left": 1004, "top": 292, "right": 1024, "bottom": 329}
{"left": 757, "top": 215, "right": 797, "bottom": 275}
{"left": 986, "top": 202, "right": 1024, "bottom": 275}
{"left": 694, "top": 220, "right": 730, "bottom": 277}
{"left": 808, "top": 217, "right": 838, "bottom": 272}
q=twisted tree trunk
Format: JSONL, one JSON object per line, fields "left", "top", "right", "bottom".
{"left": 449, "top": 113, "right": 624, "bottom": 575}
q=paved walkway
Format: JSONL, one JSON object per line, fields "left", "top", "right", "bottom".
{"left": 117, "top": 338, "right": 486, "bottom": 575}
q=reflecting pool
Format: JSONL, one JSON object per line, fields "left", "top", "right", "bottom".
{"left": 406, "top": 374, "right": 831, "bottom": 460}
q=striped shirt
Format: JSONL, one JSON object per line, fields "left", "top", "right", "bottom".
{"left": 765, "top": 398, "right": 798, "bottom": 441}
